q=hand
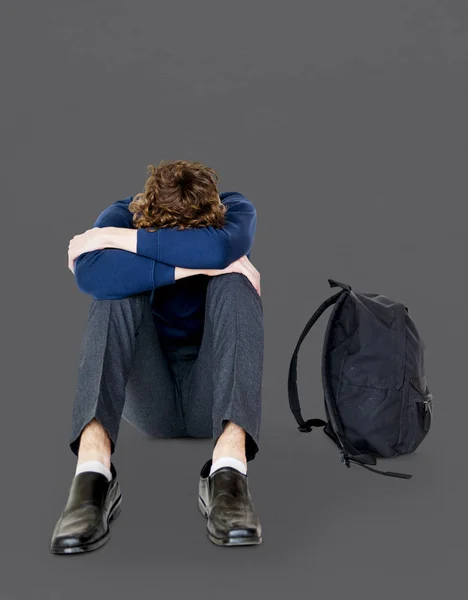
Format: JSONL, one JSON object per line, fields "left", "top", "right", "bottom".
{"left": 68, "top": 227, "right": 110, "bottom": 274}
{"left": 211, "top": 255, "right": 261, "bottom": 296}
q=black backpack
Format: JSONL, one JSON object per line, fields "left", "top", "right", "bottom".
{"left": 288, "top": 279, "right": 433, "bottom": 479}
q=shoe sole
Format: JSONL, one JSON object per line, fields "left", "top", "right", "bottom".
{"left": 198, "top": 496, "right": 262, "bottom": 546}
{"left": 50, "top": 494, "right": 122, "bottom": 555}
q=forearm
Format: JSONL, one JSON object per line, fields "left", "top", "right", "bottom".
{"left": 103, "top": 225, "right": 228, "bottom": 269}
{"left": 74, "top": 249, "right": 174, "bottom": 298}
{"left": 103, "top": 228, "right": 250, "bottom": 275}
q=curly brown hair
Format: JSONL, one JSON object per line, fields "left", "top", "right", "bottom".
{"left": 128, "top": 160, "right": 227, "bottom": 231}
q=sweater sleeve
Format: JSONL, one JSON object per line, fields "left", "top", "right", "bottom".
{"left": 74, "top": 199, "right": 175, "bottom": 299}
{"left": 135, "top": 191, "right": 256, "bottom": 268}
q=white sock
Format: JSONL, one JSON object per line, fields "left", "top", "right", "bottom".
{"left": 75, "top": 460, "right": 112, "bottom": 482}
{"left": 209, "top": 456, "right": 247, "bottom": 476}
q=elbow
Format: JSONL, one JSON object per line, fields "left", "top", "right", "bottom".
{"left": 221, "top": 214, "right": 256, "bottom": 267}
{"left": 193, "top": 240, "right": 232, "bottom": 270}
{"left": 74, "top": 260, "right": 94, "bottom": 296}
{"left": 74, "top": 267, "right": 102, "bottom": 298}
{"left": 74, "top": 253, "right": 115, "bottom": 299}
{"left": 221, "top": 237, "right": 253, "bottom": 268}
{"left": 75, "top": 272, "right": 119, "bottom": 299}
{"left": 213, "top": 243, "right": 234, "bottom": 269}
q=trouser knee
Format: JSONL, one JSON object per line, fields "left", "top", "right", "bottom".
{"left": 87, "top": 293, "right": 151, "bottom": 329}
{"left": 206, "top": 272, "right": 262, "bottom": 310}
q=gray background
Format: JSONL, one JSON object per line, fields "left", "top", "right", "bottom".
{"left": 1, "top": 1, "right": 466, "bottom": 598}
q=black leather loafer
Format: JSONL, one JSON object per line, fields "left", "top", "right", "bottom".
{"left": 50, "top": 462, "right": 122, "bottom": 554}
{"left": 198, "top": 458, "right": 262, "bottom": 546}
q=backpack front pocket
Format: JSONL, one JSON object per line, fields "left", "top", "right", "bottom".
{"left": 336, "top": 382, "right": 402, "bottom": 457}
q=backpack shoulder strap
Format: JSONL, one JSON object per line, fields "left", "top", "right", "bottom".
{"left": 288, "top": 288, "right": 344, "bottom": 431}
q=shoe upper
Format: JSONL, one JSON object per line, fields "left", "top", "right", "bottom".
{"left": 50, "top": 462, "right": 121, "bottom": 550}
{"left": 199, "top": 459, "right": 261, "bottom": 538}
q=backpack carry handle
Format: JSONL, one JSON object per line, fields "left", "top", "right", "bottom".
{"left": 327, "top": 278, "right": 352, "bottom": 292}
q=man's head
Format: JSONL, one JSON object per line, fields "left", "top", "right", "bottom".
{"left": 129, "top": 159, "right": 227, "bottom": 231}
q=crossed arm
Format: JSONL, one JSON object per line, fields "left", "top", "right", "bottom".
{"left": 71, "top": 192, "right": 256, "bottom": 299}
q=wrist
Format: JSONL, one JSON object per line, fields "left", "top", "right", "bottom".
{"left": 104, "top": 227, "right": 137, "bottom": 253}
{"left": 101, "top": 227, "right": 117, "bottom": 248}
{"left": 175, "top": 267, "right": 213, "bottom": 280}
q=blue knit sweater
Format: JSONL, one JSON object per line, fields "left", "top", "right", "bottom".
{"left": 74, "top": 192, "right": 256, "bottom": 344}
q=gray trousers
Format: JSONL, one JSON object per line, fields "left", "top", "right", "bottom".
{"left": 69, "top": 272, "right": 264, "bottom": 462}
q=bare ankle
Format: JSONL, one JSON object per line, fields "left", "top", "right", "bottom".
{"left": 213, "top": 421, "right": 247, "bottom": 465}
{"left": 77, "top": 419, "right": 112, "bottom": 470}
